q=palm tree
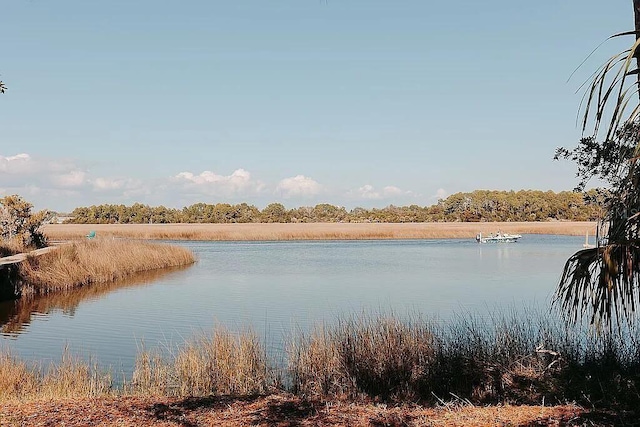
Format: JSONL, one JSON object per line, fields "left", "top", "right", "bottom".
{"left": 555, "top": 1, "right": 640, "bottom": 329}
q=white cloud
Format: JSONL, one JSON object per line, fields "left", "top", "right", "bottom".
{"left": 351, "top": 184, "right": 414, "bottom": 200}
{"left": 0, "top": 153, "right": 33, "bottom": 174}
{"left": 356, "top": 184, "right": 382, "bottom": 200}
{"left": 276, "top": 175, "right": 323, "bottom": 198}
{"left": 93, "top": 177, "right": 124, "bottom": 191}
{"left": 382, "top": 185, "right": 404, "bottom": 196}
{"left": 434, "top": 188, "right": 447, "bottom": 200}
{"left": 346, "top": 184, "right": 417, "bottom": 203}
{"left": 53, "top": 170, "right": 86, "bottom": 187}
{"left": 172, "top": 168, "right": 265, "bottom": 196}
{"left": 0, "top": 153, "right": 91, "bottom": 188}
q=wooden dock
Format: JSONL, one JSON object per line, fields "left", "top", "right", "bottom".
{"left": 0, "top": 246, "right": 60, "bottom": 300}
{"left": 0, "top": 246, "right": 59, "bottom": 266}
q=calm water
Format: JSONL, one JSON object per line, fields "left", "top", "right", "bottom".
{"left": 0, "top": 235, "right": 583, "bottom": 374}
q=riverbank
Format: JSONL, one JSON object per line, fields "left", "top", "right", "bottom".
{"left": 43, "top": 221, "right": 596, "bottom": 241}
{"left": 2, "top": 313, "right": 638, "bottom": 422}
{"left": 0, "top": 396, "right": 599, "bottom": 426}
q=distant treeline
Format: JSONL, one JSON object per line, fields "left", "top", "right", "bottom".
{"left": 63, "top": 190, "right": 604, "bottom": 224}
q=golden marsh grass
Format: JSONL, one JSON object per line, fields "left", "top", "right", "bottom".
{"left": 43, "top": 221, "right": 597, "bottom": 242}
{"left": 1, "top": 315, "right": 640, "bottom": 407}
{"left": 18, "top": 239, "right": 195, "bottom": 296}
{"left": 0, "top": 348, "right": 112, "bottom": 402}
{"left": 130, "top": 328, "right": 271, "bottom": 397}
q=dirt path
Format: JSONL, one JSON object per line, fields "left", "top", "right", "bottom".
{"left": 0, "top": 394, "right": 632, "bottom": 426}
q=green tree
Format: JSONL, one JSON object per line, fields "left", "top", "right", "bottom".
{"left": 261, "top": 203, "right": 289, "bottom": 223}
{"left": 555, "top": 1, "right": 640, "bottom": 328}
{"left": 0, "top": 195, "right": 48, "bottom": 248}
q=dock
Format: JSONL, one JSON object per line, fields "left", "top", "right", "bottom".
{"left": 0, "top": 246, "right": 59, "bottom": 300}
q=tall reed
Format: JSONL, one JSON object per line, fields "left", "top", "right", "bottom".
{"left": 289, "top": 310, "right": 640, "bottom": 407}
{"left": 130, "top": 328, "right": 272, "bottom": 397}
{"left": 0, "top": 351, "right": 39, "bottom": 401}
{"left": 0, "top": 348, "right": 112, "bottom": 402}
{"left": 2, "top": 311, "right": 640, "bottom": 408}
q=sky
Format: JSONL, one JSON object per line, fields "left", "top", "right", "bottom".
{"left": 0, "top": 0, "right": 634, "bottom": 212}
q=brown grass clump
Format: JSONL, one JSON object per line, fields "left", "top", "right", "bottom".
{"left": 18, "top": 239, "right": 195, "bottom": 296}
{"left": 0, "top": 348, "right": 112, "bottom": 402}
{"left": 0, "top": 351, "right": 39, "bottom": 401}
{"left": 288, "top": 312, "right": 640, "bottom": 408}
{"left": 129, "top": 348, "right": 171, "bottom": 397}
{"left": 290, "top": 315, "right": 435, "bottom": 402}
{"left": 174, "top": 328, "right": 270, "bottom": 396}
{"left": 43, "top": 221, "right": 596, "bottom": 242}
{"left": 131, "top": 328, "right": 272, "bottom": 398}
{"left": 288, "top": 327, "right": 354, "bottom": 399}
{"left": 0, "top": 238, "right": 27, "bottom": 257}
{"left": 39, "top": 349, "right": 113, "bottom": 399}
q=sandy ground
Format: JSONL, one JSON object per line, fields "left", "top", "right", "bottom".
{"left": 43, "top": 222, "right": 597, "bottom": 242}
{"left": 1, "top": 394, "right": 627, "bottom": 426}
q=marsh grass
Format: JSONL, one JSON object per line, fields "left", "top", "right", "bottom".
{"left": 43, "top": 222, "right": 596, "bottom": 242}
{"left": 39, "top": 349, "right": 113, "bottom": 399}
{"left": 18, "top": 239, "right": 195, "bottom": 295}
{"left": 2, "top": 311, "right": 640, "bottom": 408}
{"left": 0, "top": 348, "right": 112, "bottom": 402}
{"left": 0, "top": 351, "right": 39, "bottom": 401}
{"left": 0, "top": 238, "right": 28, "bottom": 257}
{"left": 289, "top": 311, "right": 640, "bottom": 407}
{"left": 130, "top": 328, "right": 272, "bottom": 397}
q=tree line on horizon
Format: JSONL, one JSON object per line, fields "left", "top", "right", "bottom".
{"left": 62, "top": 189, "right": 604, "bottom": 224}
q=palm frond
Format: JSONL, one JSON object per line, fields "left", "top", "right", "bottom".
{"left": 580, "top": 35, "right": 640, "bottom": 141}
{"left": 556, "top": 241, "right": 640, "bottom": 329}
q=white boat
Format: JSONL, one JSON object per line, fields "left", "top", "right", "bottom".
{"left": 475, "top": 231, "right": 522, "bottom": 243}
{"left": 583, "top": 230, "right": 595, "bottom": 248}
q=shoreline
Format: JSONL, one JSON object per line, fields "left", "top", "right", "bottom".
{"left": 43, "top": 221, "right": 597, "bottom": 241}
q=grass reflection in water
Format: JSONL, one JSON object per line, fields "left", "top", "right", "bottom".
{"left": 0, "top": 265, "right": 191, "bottom": 336}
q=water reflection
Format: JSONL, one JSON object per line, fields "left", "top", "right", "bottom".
{"left": 0, "top": 266, "right": 191, "bottom": 337}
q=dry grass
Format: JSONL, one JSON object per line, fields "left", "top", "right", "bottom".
{"left": 0, "top": 348, "right": 112, "bottom": 403}
{"left": 18, "top": 239, "right": 195, "bottom": 296}
{"left": 0, "top": 327, "right": 269, "bottom": 403}
{"left": 289, "top": 312, "right": 640, "bottom": 407}
{"left": 38, "top": 350, "right": 112, "bottom": 400}
{"left": 1, "top": 313, "right": 640, "bottom": 412}
{"left": 131, "top": 328, "right": 272, "bottom": 397}
{"left": 288, "top": 326, "right": 353, "bottom": 399}
{"left": 43, "top": 221, "right": 596, "bottom": 241}
{"left": 290, "top": 316, "right": 436, "bottom": 401}
{"left": 0, "top": 239, "right": 27, "bottom": 258}
{"left": 0, "top": 351, "right": 38, "bottom": 401}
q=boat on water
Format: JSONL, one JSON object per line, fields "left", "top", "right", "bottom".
{"left": 583, "top": 230, "right": 595, "bottom": 248}
{"left": 475, "top": 231, "right": 522, "bottom": 243}
{"left": 583, "top": 227, "right": 607, "bottom": 248}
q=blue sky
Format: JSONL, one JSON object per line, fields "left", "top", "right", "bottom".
{"left": 0, "top": 0, "right": 633, "bottom": 211}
